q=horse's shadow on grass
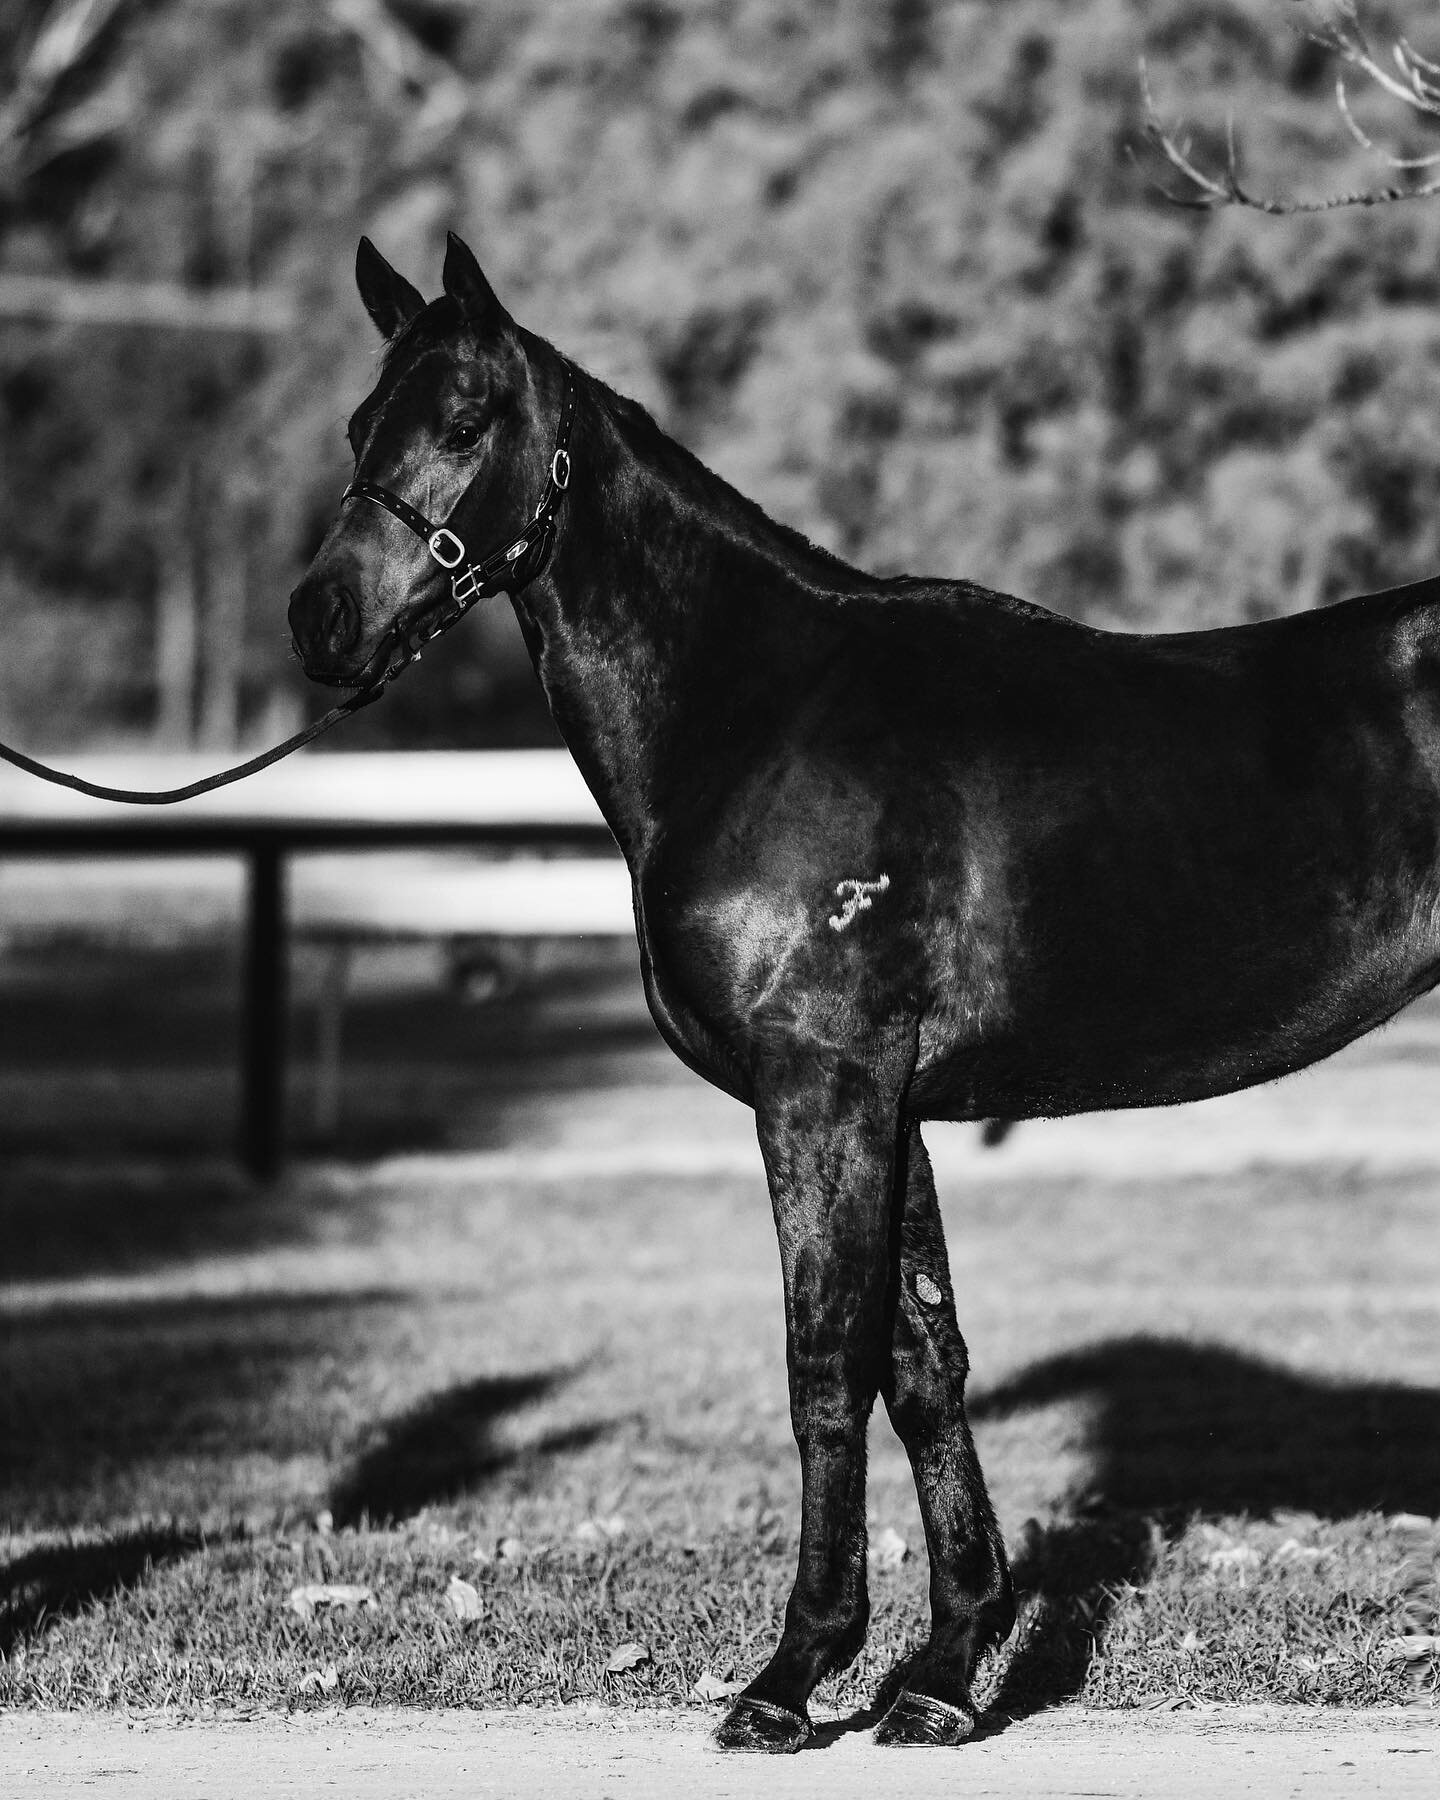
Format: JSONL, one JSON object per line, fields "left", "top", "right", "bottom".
{"left": 329, "top": 1370, "right": 613, "bottom": 1527}
{"left": 959, "top": 1334, "right": 1440, "bottom": 1722}
{"left": 3, "top": 1332, "right": 611, "bottom": 1649}
{"left": 0, "top": 1526, "right": 201, "bottom": 1658}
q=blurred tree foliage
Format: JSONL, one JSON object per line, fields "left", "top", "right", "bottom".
{"left": 4, "top": 0, "right": 1440, "bottom": 748}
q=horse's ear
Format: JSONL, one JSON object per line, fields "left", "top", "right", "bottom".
{"left": 355, "top": 237, "right": 425, "bottom": 340}
{"left": 442, "top": 231, "right": 511, "bottom": 332}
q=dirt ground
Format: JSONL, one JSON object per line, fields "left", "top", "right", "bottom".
{"left": 4, "top": 1707, "right": 1438, "bottom": 1799}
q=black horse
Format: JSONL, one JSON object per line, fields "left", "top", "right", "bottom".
{"left": 290, "top": 234, "right": 1440, "bottom": 1750}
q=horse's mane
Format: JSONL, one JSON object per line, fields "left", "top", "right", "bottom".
{"left": 579, "top": 364, "right": 866, "bottom": 589}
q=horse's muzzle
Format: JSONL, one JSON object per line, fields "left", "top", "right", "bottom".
{"left": 288, "top": 575, "right": 363, "bottom": 678}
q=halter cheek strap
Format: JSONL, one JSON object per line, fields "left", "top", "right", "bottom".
{"left": 343, "top": 373, "right": 575, "bottom": 641}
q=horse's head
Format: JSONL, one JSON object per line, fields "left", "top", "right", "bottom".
{"left": 288, "top": 232, "right": 564, "bottom": 689}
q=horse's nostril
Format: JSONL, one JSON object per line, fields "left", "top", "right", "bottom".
{"left": 321, "top": 585, "right": 361, "bottom": 654}
{"left": 289, "top": 579, "right": 361, "bottom": 659}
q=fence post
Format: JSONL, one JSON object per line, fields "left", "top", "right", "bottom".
{"left": 241, "top": 840, "right": 286, "bottom": 1178}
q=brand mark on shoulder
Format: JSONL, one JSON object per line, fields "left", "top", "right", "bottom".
{"left": 828, "top": 874, "right": 890, "bottom": 932}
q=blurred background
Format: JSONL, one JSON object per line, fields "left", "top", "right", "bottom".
{"left": 6, "top": 0, "right": 1440, "bottom": 756}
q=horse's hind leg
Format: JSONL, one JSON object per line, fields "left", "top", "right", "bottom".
{"left": 715, "top": 1042, "right": 905, "bottom": 1754}
{"left": 874, "top": 1124, "right": 1014, "bottom": 1746}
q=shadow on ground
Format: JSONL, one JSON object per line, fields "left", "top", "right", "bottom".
{"left": 0, "top": 1162, "right": 330, "bottom": 1284}
{"left": 0, "top": 940, "right": 666, "bottom": 1175}
{"left": 0, "top": 945, "right": 681, "bottom": 1287}
{"left": 329, "top": 1370, "right": 612, "bottom": 1527}
{"left": 968, "top": 1335, "right": 1440, "bottom": 1718}
{"left": 3, "top": 1284, "right": 610, "bottom": 1534}
{"left": 2, "top": 1348, "right": 610, "bottom": 1650}
{"left": 0, "top": 1525, "right": 200, "bottom": 1658}
{"left": 1, "top": 1290, "right": 417, "bottom": 1526}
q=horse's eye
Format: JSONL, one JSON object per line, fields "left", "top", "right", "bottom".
{"left": 446, "top": 421, "right": 482, "bottom": 453}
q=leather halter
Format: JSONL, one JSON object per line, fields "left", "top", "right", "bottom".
{"left": 342, "top": 372, "right": 575, "bottom": 675}
{"left": 0, "top": 375, "right": 577, "bottom": 805}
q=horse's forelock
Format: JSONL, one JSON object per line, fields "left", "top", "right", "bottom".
{"left": 376, "top": 295, "right": 469, "bottom": 381}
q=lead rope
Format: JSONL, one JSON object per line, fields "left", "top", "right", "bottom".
{"left": 0, "top": 685, "right": 385, "bottom": 806}
{"left": 0, "top": 376, "right": 575, "bottom": 807}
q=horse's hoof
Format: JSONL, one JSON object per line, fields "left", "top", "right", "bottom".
{"left": 873, "top": 1689, "right": 977, "bottom": 1747}
{"left": 714, "top": 1695, "right": 812, "bottom": 1753}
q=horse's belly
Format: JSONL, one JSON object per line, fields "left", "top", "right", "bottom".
{"left": 911, "top": 947, "right": 1440, "bottom": 1121}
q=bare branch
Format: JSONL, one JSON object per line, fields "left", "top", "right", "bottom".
{"left": 1137, "top": 60, "right": 1239, "bottom": 208}
{"left": 1396, "top": 33, "right": 1440, "bottom": 86}
{"left": 1303, "top": 6, "right": 1440, "bottom": 117}
{"left": 1139, "top": 5, "right": 1440, "bottom": 215}
{"left": 1336, "top": 75, "right": 1440, "bottom": 168}
{"left": 1392, "top": 36, "right": 1440, "bottom": 108}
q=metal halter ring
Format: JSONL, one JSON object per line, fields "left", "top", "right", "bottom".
{"left": 428, "top": 528, "right": 466, "bottom": 570}
{"left": 550, "top": 448, "right": 571, "bottom": 489}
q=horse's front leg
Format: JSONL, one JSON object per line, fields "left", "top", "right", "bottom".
{"left": 873, "top": 1124, "right": 1014, "bottom": 1745}
{"left": 716, "top": 1039, "right": 908, "bottom": 1754}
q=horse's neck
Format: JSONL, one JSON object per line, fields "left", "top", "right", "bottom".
{"left": 512, "top": 384, "right": 855, "bottom": 860}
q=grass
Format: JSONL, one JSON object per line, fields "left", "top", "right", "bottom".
{"left": 2, "top": 936, "right": 1439, "bottom": 1716}
{"left": 4, "top": 1513, "right": 1426, "bottom": 1712}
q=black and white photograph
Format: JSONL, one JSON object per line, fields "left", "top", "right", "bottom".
{"left": 1, "top": 2, "right": 1437, "bottom": 1793}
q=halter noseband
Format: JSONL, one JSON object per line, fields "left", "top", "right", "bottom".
{"left": 341, "top": 371, "right": 576, "bottom": 671}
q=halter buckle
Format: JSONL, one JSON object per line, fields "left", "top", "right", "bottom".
{"left": 550, "top": 448, "right": 571, "bottom": 490}
{"left": 428, "top": 528, "right": 465, "bottom": 570}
